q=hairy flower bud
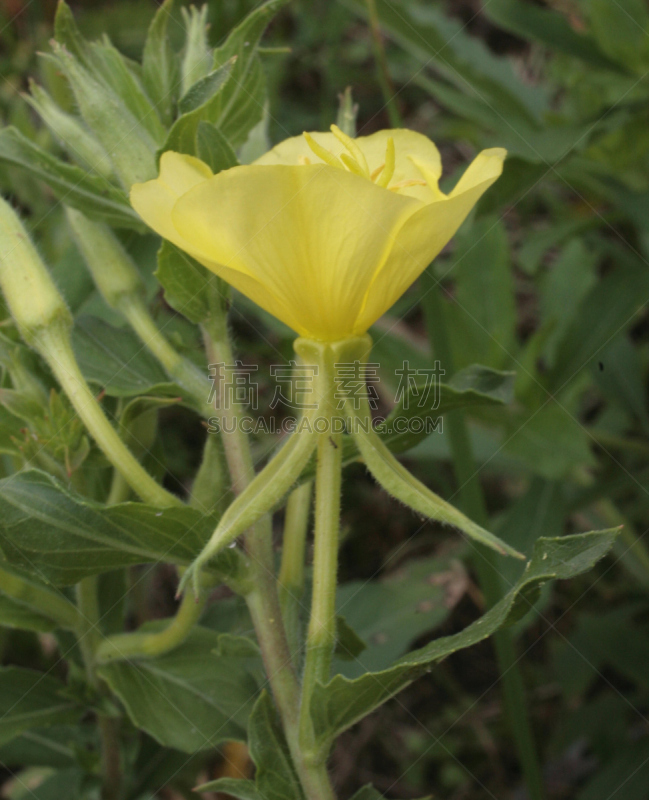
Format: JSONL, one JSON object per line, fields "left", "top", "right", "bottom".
{"left": 65, "top": 207, "right": 144, "bottom": 308}
{"left": 0, "top": 197, "right": 71, "bottom": 344}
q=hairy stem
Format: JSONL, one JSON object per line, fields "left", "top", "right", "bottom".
{"left": 203, "top": 326, "right": 336, "bottom": 800}
{"left": 300, "top": 431, "right": 342, "bottom": 755}
{"left": 76, "top": 577, "right": 122, "bottom": 800}
{"left": 94, "top": 586, "right": 205, "bottom": 663}
{"left": 118, "top": 294, "right": 214, "bottom": 417}
{"left": 33, "top": 322, "right": 178, "bottom": 508}
{"left": 279, "top": 480, "right": 312, "bottom": 663}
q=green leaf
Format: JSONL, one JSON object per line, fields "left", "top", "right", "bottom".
{"left": 161, "top": 59, "right": 236, "bottom": 157}
{"left": 348, "top": 787, "right": 384, "bottom": 800}
{"left": 142, "top": 0, "right": 178, "bottom": 125}
{"left": 196, "top": 121, "right": 239, "bottom": 173}
{"left": 539, "top": 239, "right": 597, "bottom": 367}
{"left": 0, "top": 470, "right": 242, "bottom": 585}
{"left": 377, "top": 364, "right": 514, "bottom": 455}
{"left": 343, "top": 0, "right": 546, "bottom": 126}
{"left": 0, "top": 667, "right": 80, "bottom": 746}
{"left": 178, "top": 62, "right": 237, "bottom": 115}
{"left": 118, "top": 395, "right": 180, "bottom": 461}
{"left": 449, "top": 217, "right": 516, "bottom": 370}
{"left": 98, "top": 626, "right": 258, "bottom": 753}
{"left": 0, "top": 725, "right": 80, "bottom": 769}
{"left": 587, "top": 0, "right": 649, "bottom": 73}
{"left": 309, "top": 530, "right": 619, "bottom": 754}
{"left": 155, "top": 241, "right": 229, "bottom": 325}
{"left": 595, "top": 335, "right": 649, "bottom": 432}
{"left": 484, "top": 0, "right": 625, "bottom": 72}
{"left": 336, "top": 553, "right": 466, "bottom": 677}
{"left": 334, "top": 615, "right": 367, "bottom": 662}
{"left": 71, "top": 315, "right": 177, "bottom": 398}
{"left": 549, "top": 252, "right": 649, "bottom": 390}
{"left": 206, "top": 0, "right": 289, "bottom": 146}
{"left": 248, "top": 692, "right": 305, "bottom": 800}
{"left": 503, "top": 404, "right": 595, "bottom": 480}
{"left": 0, "top": 593, "right": 55, "bottom": 633}
{"left": 0, "top": 127, "right": 140, "bottom": 230}
{"left": 194, "top": 778, "right": 263, "bottom": 799}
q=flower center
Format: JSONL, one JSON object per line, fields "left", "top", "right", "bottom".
{"left": 302, "top": 125, "right": 428, "bottom": 194}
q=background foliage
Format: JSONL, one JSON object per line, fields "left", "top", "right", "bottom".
{"left": 0, "top": 0, "right": 648, "bottom": 798}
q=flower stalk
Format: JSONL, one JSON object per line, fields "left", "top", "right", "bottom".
{"left": 203, "top": 326, "right": 337, "bottom": 800}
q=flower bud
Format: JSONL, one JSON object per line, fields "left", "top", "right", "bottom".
{"left": 50, "top": 43, "right": 157, "bottom": 187}
{"left": 0, "top": 197, "right": 71, "bottom": 344}
{"left": 24, "top": 80, "right": 113, "bottom": 178}
{"left": 65, "top": 207, "right": 144, "bottom": 307}
{"left": 180, "top": 5, "right": 212, "bottom": 96}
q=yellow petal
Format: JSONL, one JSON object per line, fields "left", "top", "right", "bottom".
{"left": 171, "top": 163, "right": 420, "bottom": 340}
{"left": 255, "top": 128, "right": 442, "bottom": 202}
{"left": 354, "top": 147, "right": 506, "bottom": 333}
{"left": 449, "top": 147, "right": 508, "bottom": 197}
{"left": 130, "top": 152, "right": 212, "bottom": 252}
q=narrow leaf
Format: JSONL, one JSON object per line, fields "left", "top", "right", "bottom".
{"left": 310, "top": 530, "right": 619, "bottom": 753}
{"left": 248, "top": 692, "right": 305, "bottom": 800}
{"left": 0, "top": 470, "right": 244, "bottom": 585}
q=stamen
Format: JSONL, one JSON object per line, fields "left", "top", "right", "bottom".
{"left": 303, "top": 132, "right": 344, "bottom": 170}
{"left": 330, "top": 124, "right": 369, "bottom": 177}
{"left": 408, "top": 156, "right": 445, "bottom": 199}
{"left": 340, "top": 153, "right": 367, "bottom": 177}
{"left": 370, "top": 163, "right": 385, "bottom": 181}
{"left": 388, "top": 179, "right": 427, "bottom": 192}
{"left": 377, "top": 137, "right": 395, "bottom": 188}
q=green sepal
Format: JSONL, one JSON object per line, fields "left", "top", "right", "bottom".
{"left": 180, "top": 418, "right": 318, "bottom": 597}
{"left": 348, "top": 397, "right": 523, "bottom": 559}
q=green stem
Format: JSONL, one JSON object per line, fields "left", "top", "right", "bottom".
{"left": 190, "top": 430, "right": 231, "bottom": 516}
{"left": 95, "top": 587, "right": 205, "bottom": 663}
{"left": 365, "top": 0, "right": 402, "bottom": 127}
{"left": 118, "top": 294, "right": 213, "bottom": 416}
{"left": 203, "top": 326, "right": 336, "bottom": 800}
{"left": 279, "top": 481, "right": 312, "bottom": 664}
{"left": 0, "top": 565, "right": 80, "bottom": 630}
{"left": 106, "top": 470, "right": 130, "bottom": 505}
{"left": 422, "top": 271, "right": 546, "bottom": 800}
{"left": 300, "top": 431, "right": 342, "bottom": 754}
{"left": 76, "top": 577, "right": 122, "bottom": 800}
{"left": 33, "top": 322, "right": 179, "bottom": 508}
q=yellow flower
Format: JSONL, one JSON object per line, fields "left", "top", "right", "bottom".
{"left": 131, "top": 127, "right": 506, "bottom": 341}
